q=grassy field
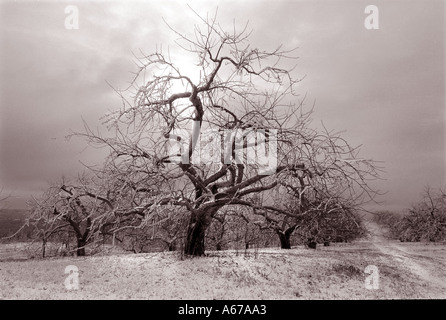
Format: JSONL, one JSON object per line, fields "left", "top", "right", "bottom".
{"left": 1, "top": 222, "right": 445, "bottom": 300}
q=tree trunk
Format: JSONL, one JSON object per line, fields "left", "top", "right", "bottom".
{"left": 277, "top": 225, "right": 296, "bottom": 249}
{"left": 307, "top": 237, "right": 317, "bottom": 249}
{"left": 184, "top": 204, "right": 222, "bottom": 256}
{"left": 42, "top": 238, "right": 47, "bottom": 258}
{"left": 278, "top": 232, "right": 291, "bottom": 249}
{"left": 77, "top": 238, "right": 86, "bottom": 256}
{"left": 168, "top": 240, "right": 177, "bottom": 252}
{"left": 184, "top": 213, "right": 208, "bottom": 256}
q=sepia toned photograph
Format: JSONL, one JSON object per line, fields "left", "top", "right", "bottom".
{"left": 0, "top": 0, "right": 445, "bottom": 307}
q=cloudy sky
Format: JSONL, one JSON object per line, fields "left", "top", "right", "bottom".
{"left": 0, "top": 0, "right": 444, "bottom": 211}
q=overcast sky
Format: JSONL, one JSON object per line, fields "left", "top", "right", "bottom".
{"left": 0, "top": 0, "right": 444, "bottom": 211}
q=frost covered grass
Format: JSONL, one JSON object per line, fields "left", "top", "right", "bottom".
{"left": 1, "top": 240, "right": 445, "bottom": 300}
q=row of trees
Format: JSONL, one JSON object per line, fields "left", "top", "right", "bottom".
{"left": 11, "top": 10, "right": 379, "bottom": 257}
{"left": 374, "top": 187, "right": 446, "bottom": 242}
{"left": 16, "top": 172, "right": 366, "bottom": 257}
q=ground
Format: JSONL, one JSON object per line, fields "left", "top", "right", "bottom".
{"left": 0, "top": 218, "right": 445, "bottom": 299}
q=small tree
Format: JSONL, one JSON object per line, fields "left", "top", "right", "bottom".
{"left": 397, "top": 187, "right": 446, "bottom": 242}
{"left": 206, "top": 206, "right": 274, "bottom": 251}
{"left": 26, "top": 175, "right": 117, "bottom": 257}
{"left": 246, "top": 156, "right": 376, "bottom": 250}
{"left": 297, "top": 203, "right": 366, "bottom": 246}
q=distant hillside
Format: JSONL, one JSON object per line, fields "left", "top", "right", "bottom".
{"left": 0, "top": 209, "right": 29, "bottom": 237}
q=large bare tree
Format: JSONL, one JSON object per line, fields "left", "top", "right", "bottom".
{"left": 80, "top": 9, "right": 380, "bottom": 256}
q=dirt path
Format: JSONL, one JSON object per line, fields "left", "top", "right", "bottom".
{"left": 363, "top": 217, "right": 446, "bottom": 297}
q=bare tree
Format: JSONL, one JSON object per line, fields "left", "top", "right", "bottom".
{"left": 396, "top": 186, "right": 446, "bottom": 242}
{"left": 25, "top": 174, "right": 119, "bottom": 257}
{"left": 79, "top": 9, "right": 380, "bottom": 256}
{"left": 255, "top": 181, "right": 369, "bottom": 249}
